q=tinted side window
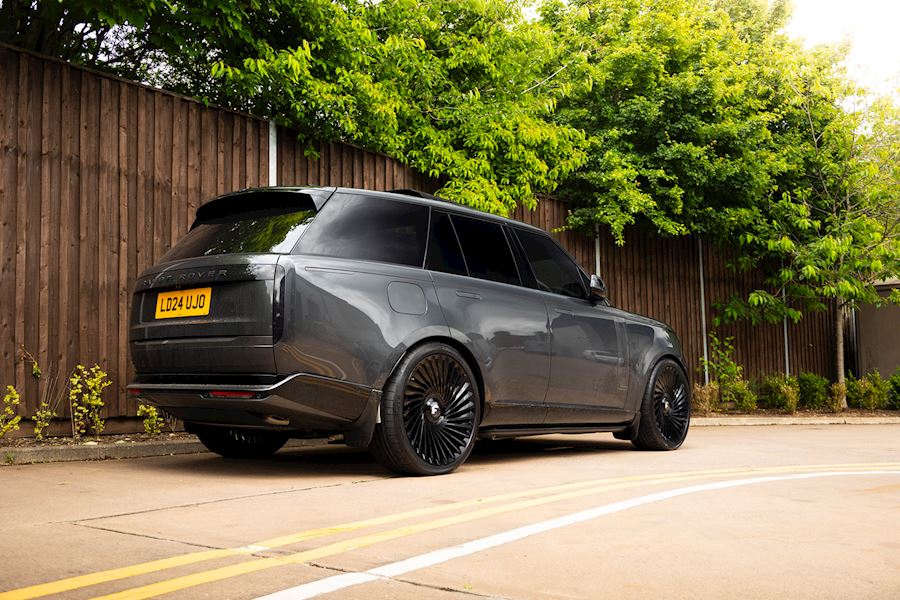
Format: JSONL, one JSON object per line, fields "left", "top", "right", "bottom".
{"left": 451, "top": 215, "right": 520, "bottom": 286}
{"left": 426, "top": 211, "right": 467, "bottom": 276}
{"left": 294, "top": 194, "right": 428, "bottom": 267}
{"left": 516, "top": 229, "right": 586, "bottom": 299}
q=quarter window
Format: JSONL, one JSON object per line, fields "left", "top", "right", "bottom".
{"left": 426, "top": 211, "right": 468, "bottom": 276}
{"left": 451, "top": 216, "right": 520, "bottom": 286}
{"left": 294, "top": 194, "right": 429, "bottom": 267}
{"left": 515, "top": 229, "right": 586, "bottom": 299}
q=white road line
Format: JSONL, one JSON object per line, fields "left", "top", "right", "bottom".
{"left": 254, "top": 470, "right": 900, "bottom": 600}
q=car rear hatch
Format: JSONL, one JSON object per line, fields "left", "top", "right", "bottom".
{"left": 129, "top": 187, "right": 333, "bottom": 378}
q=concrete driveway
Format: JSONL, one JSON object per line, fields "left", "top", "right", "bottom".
{"left": 1, "top": 425, "right": 898, "bottom": 600}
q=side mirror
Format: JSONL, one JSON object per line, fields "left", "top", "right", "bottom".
{"left": 589, "top": 274, "right": 607, "bottom": 301}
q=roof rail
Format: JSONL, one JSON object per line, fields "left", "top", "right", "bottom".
{"left": 389, "top": 188, "right": 447, "bottom": 202}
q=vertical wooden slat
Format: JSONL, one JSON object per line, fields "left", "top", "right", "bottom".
{"left": 171, "top": 97, "right": 187, "bottom": 244}
{"left": 154, "top": 94, "right": 173, "bottom": 262}
{"left": 0, "top": 49, "right": 19, "bottom": 394}
{"left": 232, "top": 114, "right": 243, "bottom": 191}
{"left": 39, "top": 59, "right": 61, "bottom": 415}
{"left": 77, "top": 57, "right": 100, "bottom": 373}
{"left": 97, "top": 76, "right": 119, "bottom": 416}
{"left": 200, "top": 108, "right": 216, "bottom": 206}
{"left": 119, "top": 81, "right": 138, "bottom": 417}
{"left": 186, "top": 103, "right": 201, "bottom": 227}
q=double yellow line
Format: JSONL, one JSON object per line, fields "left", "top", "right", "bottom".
{"left": 3, "top": 462, "right": 897, "bottom": 600}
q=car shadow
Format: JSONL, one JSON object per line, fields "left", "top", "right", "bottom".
{"left": 131, "top": 435, "right": 635, "bottom": 479}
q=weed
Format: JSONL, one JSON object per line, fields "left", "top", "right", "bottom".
{"left": 68, "top": 365, "right": 111, "bottom": 439}
{"left": 137, "top": 403, "right": 165, "bottom": 437}
{"left": 4, "top": 452, "right": 13, "bottom": 465}
{"left": 21, "top": 348, "right": 64, "bottom": 441}
{"left": 692, "top": 382, "right": 720, "bottom": 415}
{"left": 0, "top": 386, "right": 22, "bottom": 439}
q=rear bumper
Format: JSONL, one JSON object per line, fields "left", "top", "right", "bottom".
{"left": 127, "top": 373, "right": 380, "bottom": 439}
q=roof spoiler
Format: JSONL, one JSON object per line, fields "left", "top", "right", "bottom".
{"left": 191, "top": 188, "right": 333, "bottom": 228}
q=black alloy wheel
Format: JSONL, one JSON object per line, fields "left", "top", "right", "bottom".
{"left": 371, "top": 343, "right": 481, "bottom": 475}
{"left": 633, "top": 358, "right": 691, "bottom": 450}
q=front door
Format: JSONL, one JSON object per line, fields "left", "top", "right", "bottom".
{"left": 513, "top": 229, "right": 629, "bottom": 423}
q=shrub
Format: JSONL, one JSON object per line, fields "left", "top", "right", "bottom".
{"left": 68, "top": 365, "right": 111, "bottom": 439}
{"left": 828, "top": 382, "right": 846, "bottom": 413}
{"left": 762, "top": 375, "right": 800, "bottom": 414}
{"left": 797, "top": 372, "right": 829, "bottom": 410}
{"left": 137, "top": 403, "right": 165, "bottom": 437}
{"left": 701, "top": 333, "right": 756, "bottom": 412}
{"left": 846, "top": 371, "right": 890, "bottom": 410}
{"left": 692, "top": 382, "right": 719, "bottom": 415}
{"left": 0, "top": 386, "right": 22, "bottom": 439}
{"left": 888, "top": 369, "right": 900, "bottom": 411}
{"left": 723, "top": 379, "right": 757, "bottom": 412}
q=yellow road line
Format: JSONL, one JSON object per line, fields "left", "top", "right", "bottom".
{"left": 2, "top": 462, "right": 897, "bottom": 600}
{"left": 90, "top": 463, "right": 900, "bottom": 600}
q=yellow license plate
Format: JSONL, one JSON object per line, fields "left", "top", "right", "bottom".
{"left": 155, "top": 287, "right": 212, "bottom": 319}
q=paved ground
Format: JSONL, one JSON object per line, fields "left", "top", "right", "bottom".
{"left": 1, "top": 425, "right": 898, "bottom": 600}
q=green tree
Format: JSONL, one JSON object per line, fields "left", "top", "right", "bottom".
{"left": 726, "top": 83, "right": 900, "bottom": 399}
{"left": 545, "top": 0, "right": 801, "bottom": 242}
{"left": 2, "top": 0, "right": 586, "bottom": 215}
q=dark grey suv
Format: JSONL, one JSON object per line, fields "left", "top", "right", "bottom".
{"left": 129, "top": 187, "right": 690, "bottom": 475}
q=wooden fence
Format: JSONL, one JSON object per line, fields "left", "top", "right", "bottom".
{"left": 0, "top": 44, "right": 835, "bottom": 430}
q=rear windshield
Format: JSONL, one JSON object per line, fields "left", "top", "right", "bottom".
{"left": 160, "top": 193, "right": 319, "bottom": 262}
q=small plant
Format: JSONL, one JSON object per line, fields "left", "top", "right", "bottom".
{"left": 137, "top": 403, "right": 165, "bottom": 437}
{"left": 21, "top": 348, "right": 64, "bottom": 441}
{"left": 68, "top": 365, "right": 111, "bottom": 439}
{"left": 723, "top": 378, "right": 757, "bottom": 412}
{"left": 691, "top": 382, "right": 720, "bottom": 415}
{"left": 888, "top": 368, "right": 900, "bottom": 411}
{"left": 4, "top": 452, "right": 14, "bottom": 465}
{"left": 701, "top": 333, "right": 755, "bottom": 412}
{"left": 762, "top": 374, "right": 800, "bottom": 414}
{"left": 828, "top": 382, "right": 847, "bottom": 413}
{"left": 797, "top": 372, "right": 830, "bottom": 410}
{"left": 846, "top": 371, "right": 890, "bottom": 410}
{"left": 1, "top": 386, "right": 22, "bottom": 439}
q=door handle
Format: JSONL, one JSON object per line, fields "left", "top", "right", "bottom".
{"left": 455, "top": 290, "right": 482, "bottom": 300}
{"left": 555, "top": 308, "right": 575, "bottom": 316}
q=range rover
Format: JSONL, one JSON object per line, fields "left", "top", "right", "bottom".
{"left": 128, "top": 187, "right": 690, "bottom": 475}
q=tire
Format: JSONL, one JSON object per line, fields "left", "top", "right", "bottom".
{"left": 632, "top": 358, "right": 691, "bottom": 451}
{"left": 371, "top": 343, "right": 481, "bottom": 476}
{"left": 194, "top": 426, "right": 289, "bottom": 459}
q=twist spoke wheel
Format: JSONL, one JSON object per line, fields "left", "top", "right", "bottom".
{"left": 371, "top": 343, "right": 481, "bottom": 475}
{"left": 633, "top": 358, "right": 691, "bottom": 450}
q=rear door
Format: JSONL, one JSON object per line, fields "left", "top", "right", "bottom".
{"left": 429, "top": 212, "right": 550, "bottom": 427}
